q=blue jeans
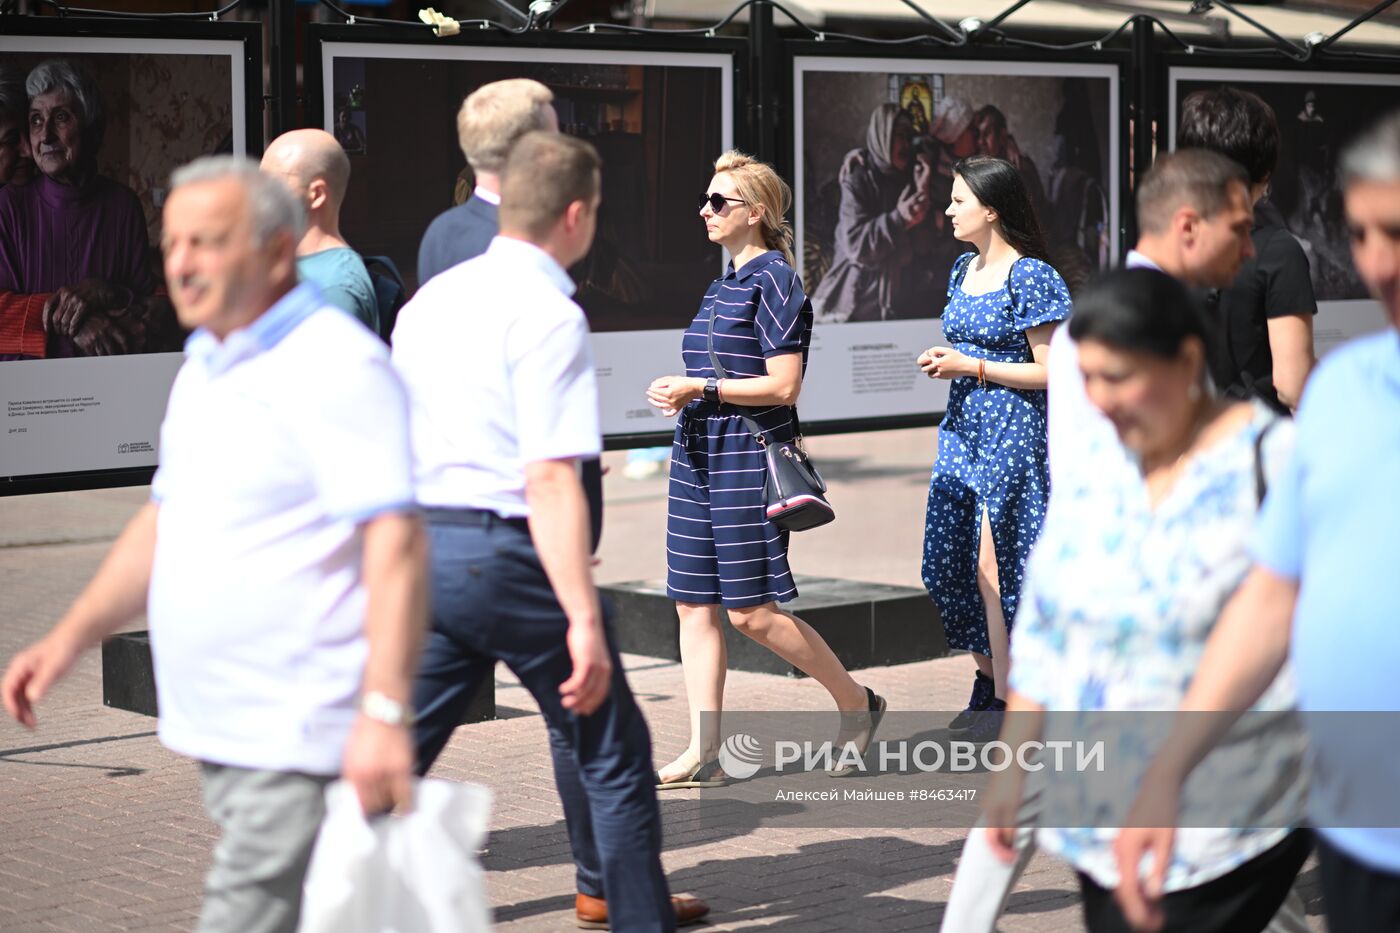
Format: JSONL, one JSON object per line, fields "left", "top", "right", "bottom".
{"left": 412, "top": 513, "right": 674, "bottom": 932}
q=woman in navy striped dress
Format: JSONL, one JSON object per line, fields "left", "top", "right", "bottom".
{"left": 645, "top": 151, "right": 886, "bottom": 788}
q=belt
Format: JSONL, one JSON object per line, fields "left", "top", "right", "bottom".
{"left": 422, "top": 507, "right": 529, "bottom": 532}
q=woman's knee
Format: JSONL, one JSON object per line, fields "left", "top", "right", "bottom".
{"left": 726, "top": 604, "right": 775, "bottom": 639}
{"left": 976, "top": 559, "right": 1000, "bottom": 597}
{"left": 976, "top": 535, "right": 1001, "bottom": 595}
{"left": 676, "top": 601, "right": 721, "bottom": 626}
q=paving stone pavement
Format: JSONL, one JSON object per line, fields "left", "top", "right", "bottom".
{"left": 0, "top": 429, "right": 1327, "bottom": 931}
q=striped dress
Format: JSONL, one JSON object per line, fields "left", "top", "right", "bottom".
{"left": 665, "top": 250, "right": 812, "bottom": 609}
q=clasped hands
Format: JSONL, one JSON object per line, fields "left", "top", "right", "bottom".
{"left": 42, "top": 278, "right": 143, "bottom": 356}
{"left": 646, "top": 375, "right": 705, "bottom": 417}
{"left": 918, "top": 345, "right": 973, "bottom": 380}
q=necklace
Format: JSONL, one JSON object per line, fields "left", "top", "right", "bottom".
{"left": 1144, "top": 397, "right": 1214, "bottom": 503}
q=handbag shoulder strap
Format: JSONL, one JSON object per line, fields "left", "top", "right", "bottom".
{"left": 1253, "top": 415, "right": 1277, "bottom": 507}
{"left": 706, "top": 301, "right": 803, "bottom": 445}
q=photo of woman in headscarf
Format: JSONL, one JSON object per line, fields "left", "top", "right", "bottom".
{"left": 811, "top": 103, "right": 942, "bottom": 323}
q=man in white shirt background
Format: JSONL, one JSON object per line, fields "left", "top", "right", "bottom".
{"left": 1, "top": 156, "right": 426, "bottom": 933}
{"left": 1048, "top": 148, "right": 1257, "bottom": 492}
{"left": 392, "top": 131, "right": 707, "bottom": 931}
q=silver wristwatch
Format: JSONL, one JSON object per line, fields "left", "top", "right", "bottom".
{"left": 360, "top": 691, "right": 414, "bottom": 726}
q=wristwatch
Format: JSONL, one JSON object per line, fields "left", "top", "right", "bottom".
{"left": 360, "top": 691, "right": 414, "bottom": 726}
{"left": 703, "top": 377, "right": 720, "bottom": 403}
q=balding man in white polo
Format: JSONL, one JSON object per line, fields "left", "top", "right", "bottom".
{"left": 2, "top": 155, "right": 426, "bottom": 933}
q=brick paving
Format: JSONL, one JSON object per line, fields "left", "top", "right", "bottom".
{"left": 0, "top": 429, "right": 1327, "bottom": 931}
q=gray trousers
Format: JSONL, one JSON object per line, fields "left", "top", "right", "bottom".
{"left": 197, "top": 763, "right": 333, "bottom": 933}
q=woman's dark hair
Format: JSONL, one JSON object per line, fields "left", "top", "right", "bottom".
{"left": 953, "top": 155, "right": 1051, "bottom": 265}
{"left": 1068, "top": 267, "right": 1220, "bottom": 360}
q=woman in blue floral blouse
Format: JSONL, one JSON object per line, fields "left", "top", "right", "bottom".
{"left": 982, "top": 269, "right": 1310, "bottom": 933}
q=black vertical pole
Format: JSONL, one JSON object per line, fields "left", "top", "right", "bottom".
{"left": 1128, "top": 14, "right": 1157, "bottom": 249}
{"left": 269, "top": 0, "right": 298, "bottom": 144}
{"left": 749, "top": 1, "right": 780, "bottom": 162}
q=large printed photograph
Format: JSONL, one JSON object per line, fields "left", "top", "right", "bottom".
{"left": 1170, "top": 67, "right": 1400, "bottom": 303}
{"left": 320, "top": 43, "right": 732, "bottom": 334}
{"left": 798, "top": 59, "right": 1120, "bottom": 324}
{"left": 0, "top": 33, "right": 251, "bottom": 484}
{"left": 0, "top": 39, "right": 244, "bottom": 362}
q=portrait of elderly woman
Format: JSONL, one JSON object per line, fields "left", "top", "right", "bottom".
{"left": 811, "top": 102, "right": 966, "bottom": 323}
{"left": 0, "top": 59, "right": 175, "bottom": 361}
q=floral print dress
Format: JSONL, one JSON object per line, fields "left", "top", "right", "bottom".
{"left": 922, "top": 252, "right": 1070, "bottom": 654}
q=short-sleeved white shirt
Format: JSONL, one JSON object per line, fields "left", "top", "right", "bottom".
{"left": 1045, "top": 251, "right": 1159, "bottom": 495}
{"left": 391, "top": 236, "right": 601, "bottom": 514}
{"left": 148, "top": 283, "right": 415, "bottom": 775}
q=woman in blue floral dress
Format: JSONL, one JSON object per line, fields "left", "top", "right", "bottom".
{"left": 918, "top": 156, "right": 1070, "bottom": 728}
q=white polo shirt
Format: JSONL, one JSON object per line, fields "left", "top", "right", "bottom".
{"left": 147, "top": 283, "right": 415, "bottom": 775}
{"left": 1045, "top": 250, "right": 1157, "bottom": 494}
{"left": 391, "top": 236, "right": 601, "bottom": 514}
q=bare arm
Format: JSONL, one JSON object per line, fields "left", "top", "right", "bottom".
{"left": 647, "top": 352, "right": 804, "bottom": 415}
{"left": 1265, "top": 314, "right": 1315, "bottom": 411}
{"left": 357, "top": 512, "right": 428, "bottom": 703}
{"left": 341, "top": 511, "right": 429, "bottom": 814}
{"left": 2, "top": 502, "right": 159, "bottom": 727}
{"left": 524, "top": 458, "right": 611, "bottom": 715}
{"left": 919, "top": 321, "right": 1059, "bottom": 391}
{"left": 981, "top": 690, "right": 1045, "bottom": 860}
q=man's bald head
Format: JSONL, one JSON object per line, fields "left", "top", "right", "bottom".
{"left": 261, "top": 128, "right": 351, "bottom": 208}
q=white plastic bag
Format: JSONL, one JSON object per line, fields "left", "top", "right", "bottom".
{"left": 300, "top": 778, "right": 493, "bottom": 933}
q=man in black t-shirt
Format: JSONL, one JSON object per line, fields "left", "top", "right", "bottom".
{"left": 1180, "top": 86, "right": 1317, "bottom": 412}
{"left": 1215, "top": 198, "right": 1318, "bottom": 412}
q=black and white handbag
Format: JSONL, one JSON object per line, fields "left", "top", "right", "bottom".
{"left": 705, "top": 309, "right": 835, "bottom": 532}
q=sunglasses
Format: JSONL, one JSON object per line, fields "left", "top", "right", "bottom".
{"left": 699, "top": 192, "right": 746, "bottom": 213}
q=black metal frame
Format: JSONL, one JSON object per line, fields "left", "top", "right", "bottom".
{"left": 6, "top": 4, "right": 1400, "bottom": 474}
{"left": 0, "top": 16, "right": 262, "bottom": 497}
{"left": 779, "top": 38, "right": 1133, "bottom": 439}
{"left": 302, "top": 24, "right": 750, "bottom": 144}
{"left": 1156, "top": 48, "right": 1400, "bottom": 134}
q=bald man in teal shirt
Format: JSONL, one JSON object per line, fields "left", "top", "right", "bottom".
{"left": 262, "top": 129, "right": 378, "bottom": 333}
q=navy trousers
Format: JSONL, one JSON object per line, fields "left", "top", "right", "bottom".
{"left": 412, "top": 513, "right": 674, "bottom": 933}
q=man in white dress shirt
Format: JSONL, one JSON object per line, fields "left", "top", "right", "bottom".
{"left": 1, "top": 156, "right": 426, "bottom": 933}
{"left": 391, "top": 131, "right": 707, "bottom": 932}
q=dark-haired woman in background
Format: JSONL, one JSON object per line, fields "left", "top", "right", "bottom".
{"left": 918, "top": 156, "right": 1070, "bottom": 732}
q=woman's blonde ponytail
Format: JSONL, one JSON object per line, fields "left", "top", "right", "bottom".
{"left": 713, "top": 149, "right": 797, "bottom": 268}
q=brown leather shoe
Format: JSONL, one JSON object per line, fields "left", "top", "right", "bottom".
{"left": 575, "top": 892, "right": 710, "bottom": 929}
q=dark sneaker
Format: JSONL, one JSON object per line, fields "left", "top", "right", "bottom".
{"left": 948, "top": 670, "right": 995, "bottom": 731}
{"left": 953, "top": 698, "right": 1007, "bottom": 744}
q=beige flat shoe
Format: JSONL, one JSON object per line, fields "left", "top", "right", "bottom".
{"left": 655, "top": 750, "right": 729, "bottom": 789}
